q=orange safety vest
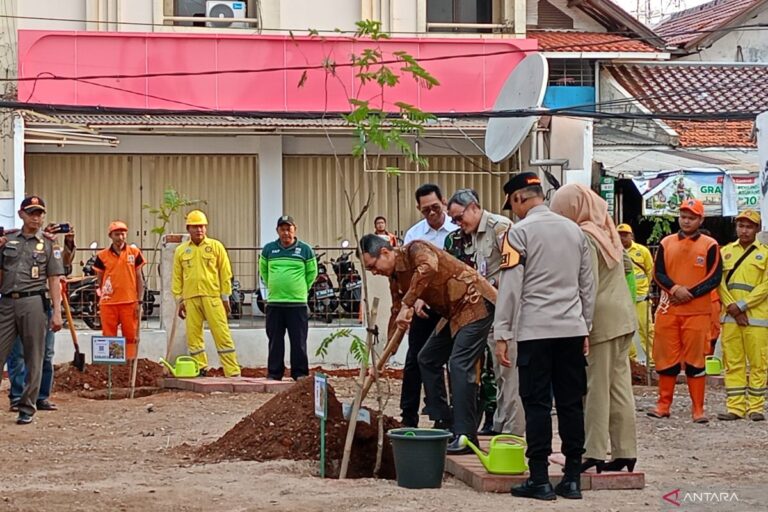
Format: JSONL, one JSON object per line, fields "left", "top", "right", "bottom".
{"left": 656, "top": 232, "right": 720, "bottom": 316}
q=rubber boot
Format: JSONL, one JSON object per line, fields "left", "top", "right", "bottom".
{"left": 647, "top": 374, "right": 676, "bottom": 418}
{"left": 687, "top": 376, "right": 709, "bottom": 423}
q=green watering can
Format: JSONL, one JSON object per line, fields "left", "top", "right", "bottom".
{"left": 705, "top": 355, "right": 723, "bottom": 376}
{"left": 159, "top": 356, "right": 200, "bottom": 378}
{"left": 459, "top": 434, "right": 528, "bottom": 475}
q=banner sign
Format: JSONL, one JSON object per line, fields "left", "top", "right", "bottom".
{"left": 632, "top": 170, "right": 759, "bottom": 217}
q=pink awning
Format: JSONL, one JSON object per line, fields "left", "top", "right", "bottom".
{"left": 18, "top": 30, "right": 537, "bottom": 113}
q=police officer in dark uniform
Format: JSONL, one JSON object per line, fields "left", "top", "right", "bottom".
{"left": 0, "top": 196, "right": 65, "bottom": 425}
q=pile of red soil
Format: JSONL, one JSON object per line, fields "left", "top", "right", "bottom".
{"left": 631, "top": 360, "right": 650, "bottom": 385}
{"left": 198, "top": 377, "right": 400, "bottom": 479}
{"left": 53, "top": 359, "right": 165, "bottom": 392}
{"left": 204, "top": 366, "right": 403, "bottom": 379}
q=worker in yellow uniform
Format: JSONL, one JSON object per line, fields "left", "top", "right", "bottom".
{"left": 172, "top": 210, "right": 241, "bottom": 377}
{"left": 717, "top": 210, "right": 768, "bottom": 422}
{"left": 617, "top": 224, "right": 654, "bottom": 364}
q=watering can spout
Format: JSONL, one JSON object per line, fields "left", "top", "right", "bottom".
{"left": 159, "top": 357, "right": 177, "bottom": 377}
{"left": 458, "top": 435, "right": 491, "bottom": 469}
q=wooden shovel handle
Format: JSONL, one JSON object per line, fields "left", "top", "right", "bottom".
{"left": 361, "top": 325, "right": 406, "bottom": 401}
{"left": 61, "top": 293, "right": 79, "bottom": 350}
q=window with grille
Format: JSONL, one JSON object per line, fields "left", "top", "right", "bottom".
{"left": 548, "top": 59, "right": 594, "bottom": 86}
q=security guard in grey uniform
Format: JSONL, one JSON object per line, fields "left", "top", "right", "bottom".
{"left": 446, "top": 188, "right": 525, "bottom": 436}
{"left": 494, "top": 174, "right": 596, "bottom": 501}
{"left": 0, "top": 196, "right": 64, "bottom": 425}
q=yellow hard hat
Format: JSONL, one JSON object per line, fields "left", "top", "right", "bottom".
{"left": 735, "top": 209, "right": 761, "bottom": 226}
{"left": 185, "top": 210, "right": 208, "bottom": 226}
{"left": 617, "top": 223, "right": 633, "bottom": 234}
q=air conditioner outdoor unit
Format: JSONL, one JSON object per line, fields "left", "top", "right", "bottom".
{"left": 206, "top": 1, "right": 248, "bottom": 28}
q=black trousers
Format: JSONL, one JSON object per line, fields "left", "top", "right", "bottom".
{"left": 400, "top": 310, "right": 441, "bottom": 425}
{"left": 418, "top": 307, "right": 494, "bottom": 436}
{"left": 266, "top": 305, "right": 309, "bottom": 380}
{"left": 518, "top": 336, "right": 587, "bottom": 481}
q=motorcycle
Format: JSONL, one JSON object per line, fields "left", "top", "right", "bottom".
{"left": 141, "top": 288, "right": 158, "bottom": 320}
{"left": 331, "top": 240, "right": 362, "bottom": 315}
{"left": 308, "top": 251, "right": 338, "bottom": 323}
{"left": 229, "top": 277, "right": 244, "bottom": 319}
{"left": 65, "top": 241, "right": 101, "bottom": 330}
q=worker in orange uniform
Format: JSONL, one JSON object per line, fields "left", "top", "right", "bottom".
{"left": 172, "top": 210, "right": 241, "bottom": 377}
{"left": 716, "top": 210, "right": 768, "bottom": 422}
{"left": 93, "top": 221, "right": 145, "bottom": 361}
{"left": 617, "top": 224, "right": 654, "bottom": 364}
{"left": 648, "top": 199, "right": 722, "bottom": 423}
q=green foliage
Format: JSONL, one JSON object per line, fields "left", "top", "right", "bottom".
{"left": 316, "top": 328, "right": 369, "bottom": 366}
{"left": 643, "top": 215, "right": 675, "bottom": 245}
{"left": 142, "top": 188, "right": 206, "bottom": 243}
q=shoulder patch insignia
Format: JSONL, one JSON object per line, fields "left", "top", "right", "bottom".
{"left": 205, "top": 246, "right": 213, "bottom": 253}
{"left": 725, "top": 253, "right": 732, "bottom": 259}
{"left": 53, "top": 249, "right": 62, "bottom": 259}
{"left": 499, "top": 232, "right": 523, "bottom": 270}
{"left": 756, "top": 254, "right": 764, "bottom": 261}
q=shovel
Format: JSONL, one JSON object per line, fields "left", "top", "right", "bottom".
{"left": 61, "top": 293, "right": 86, "bottom": 372}
{"left": 130, "top": 304, "right": 141, "bottom": 399}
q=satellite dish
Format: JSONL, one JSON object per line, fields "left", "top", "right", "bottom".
{"left": 484, "top": 53, "right": 548, "bottom": 163}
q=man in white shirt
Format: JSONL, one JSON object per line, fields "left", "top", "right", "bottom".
{"left": 400, "top": 184, "right": 458, "bottom": 427}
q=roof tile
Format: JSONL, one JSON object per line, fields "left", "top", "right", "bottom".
{"left": 605, "top": 63, "right": 768, "bottom": 147}
{"left": 529, "top": 31, "right": 658, "bottom": 53}
{"left": 654, "top": 0, "right": 763, "bottom": 47}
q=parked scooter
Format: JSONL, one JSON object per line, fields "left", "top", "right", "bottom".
{"left": 308, "top": 251, "right": 338, "bottom": 323}
{"left": 331, "top": 240, "right": 362, "bottom": 315}
{"left": 65, "top": 241, "right": 101, "bottom": 330}
{"left": 229, "top": 277, "right": 244, "bottom": 319}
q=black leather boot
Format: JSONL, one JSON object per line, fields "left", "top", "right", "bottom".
{"left": 555, "top": 458, "right": 582, "bottom": 499}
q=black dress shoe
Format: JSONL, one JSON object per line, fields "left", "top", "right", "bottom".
{"left": 433, "top": 419, "right": 452, "bottom": 430}
{"left": 477, "top": 426, "right": 501, "bottom": 436}
{"left": 510, "top": 479, "right": 556, "bottom": 501}
{"left": 36, "top": 400, "right": 58, "bottom": 411}
{"left": 9, "top": 401, "right": 20, "bottom": 412}
{"left": 446, "top": 434, "right": 475, "bottom": 455}
{"left": 554, "top": 479, "right": 582, "bottom": 499}
{"left": 16, "top": 412, "right": 33, "bottom": 425}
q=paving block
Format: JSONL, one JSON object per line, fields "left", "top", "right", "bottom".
{"left": 707, "top": 375, "right": 724, "bottom": 388}
{"left": 162, "top": 377, "right": 197, "bottom": 391}
{"left": 445, "top": 455, "right": 594, "bottom": 493}
{"left": 590, "top": 471, "right": 645, "bottom": 490}
{"left": 264, "top": 380, "right": 295, "bottom": 393}
{"left": 231, "top": 380, "right": 267, "bottom": 393}
{"left": 190, "top": 378, "right": 234, "bottom": 393}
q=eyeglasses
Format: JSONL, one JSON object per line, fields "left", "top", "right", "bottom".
{"left": 450, "top": 208, "right": 466, "bottom": 224}
{"left": 419, "top": 203, "right": 443, "bottom": 216}
{"left": 364, "top": 256, "right": 379, "bottom": 272}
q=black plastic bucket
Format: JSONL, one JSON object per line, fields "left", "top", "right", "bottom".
{"left": 386, "top": 428, "right": 453, "bottom": 489}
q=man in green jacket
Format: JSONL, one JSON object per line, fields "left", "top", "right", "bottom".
{"left": 259, "top": 216, "right": 318, "bottom": 381}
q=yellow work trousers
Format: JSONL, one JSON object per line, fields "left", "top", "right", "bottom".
{"left": 630, "top": 300, "right": 654, "bottom": 364}
{"left": 184, "top": 296, "right": 241, "bottom": 377}
{"left": 722, "top": 323, "right": 768, "bottom": 416}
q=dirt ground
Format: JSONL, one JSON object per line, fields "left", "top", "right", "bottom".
{"left": 1, "top": 374, "right": 767, "bottom": 512}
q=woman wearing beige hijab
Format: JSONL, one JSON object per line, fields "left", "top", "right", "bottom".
{"left": 550, "top": 184, "right": 638, "bottom": 473}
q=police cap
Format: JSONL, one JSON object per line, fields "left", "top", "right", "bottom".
{"left": 502, "top": 172, "right": 542, "bottom": 210}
